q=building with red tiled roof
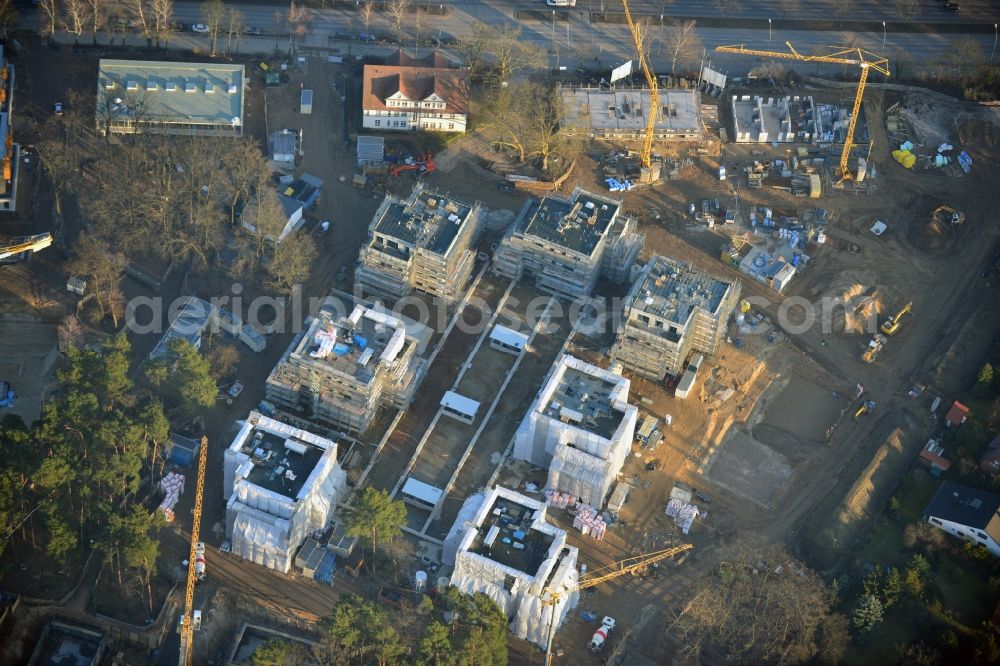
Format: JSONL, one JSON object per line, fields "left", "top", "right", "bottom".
{"left": 362, "top": 50, "right": 469, "bottom": 134}
{"left": 945, "top": 400, "right": 970, "bottom": 427}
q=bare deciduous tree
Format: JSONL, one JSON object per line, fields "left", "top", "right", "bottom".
{"left": 778, "top": 0, "right": 800, "bottom": 19}
{"left": 386, "top": 0, "right": 410, "bottom": 45}
{"left": 670, "top": 544, "right": 849, "bottom": 665}
{"left": 65, "top": 0, "right": 88, "bottom": 42}
{"left": 225, "top": 8, "right": 244, "bottom": 55}
{"left": 38, "top": 0, "right": 59, "bottom": 38}
{"left": 202, "top": 0, "right": 225, "bottom": 56}
{"left": 129, "top": 0, "right": 154, "bottom": 45}
{"left": 359, "top": 1, "right": 373, "bottom": 42}
{"left": 84, "top": 0, "right": 104, "bottom": 44}
{"left": 219, "top": 138, "right": 268, "bottom": 227}
{"left": 69, "top": 233, "right": 128, "bottom": 324}
{"left": 151, "top": 0, "right": 172, "bottom": 47}
{"left": 476, "top": 23, "right": 541, "bottom": 86}
{"left": 712, "top": 0, "right": 741, "bottom": 16}
{"left": 950, "top": 35, "right": 986, "bottom": 79}
{"left": 287, "top": 1, "right": 311, "bottom": 53}
{"left": 268, "top": 232, "right": 316, "bottom": 295}
{"left": 0, "top": 0, "right": 19, "bottom": 39}
{"left": 664, "top": 20, "right": 701, "bottom": 76}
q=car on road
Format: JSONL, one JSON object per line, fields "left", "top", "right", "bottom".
{"left": 334, "top": 31, "right": 352, "bottom": 41}
{"left": 547, "top": 0, "right": 576, "bottom": 6}
{"left": 244, "top": 26, "right": 261, "bottom": 36}
{"left": 358, "top": 31, "right": 377, "bottom": 42}
{"left": 190, "top": 23, "right": 209, "bottom": 33}
{"left": 942, "top": 2, "right": 960, "bottom": 12}
{"left": 53, "top": 102, "right": 63, "bottom": 115}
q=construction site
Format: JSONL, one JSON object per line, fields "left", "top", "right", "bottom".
{"left": 2, "top": 9, "right": 1000, "bottom": 666}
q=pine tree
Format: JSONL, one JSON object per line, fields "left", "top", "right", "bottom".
{"left": 852, "top": 593, "right": 884, "bottom": 634}
{"left": 882, "top": 567, "right": 903, "bottom": 608}
{"left": 980, "top": 363, "right": 995, "bottom": 387}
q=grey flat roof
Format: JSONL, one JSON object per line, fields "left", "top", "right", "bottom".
{"left": 631, "top": 255, "right": 733, "bottom": 327}
{"left": 373, "top": 186, "right": 473, "bottom": 256}
{"left": 520, "top": 187, "right": 620, "bottom": 257}
{"left": 470, "top": 494, "right": 553, "bottom": 576}
{"left": 98, "top": 59, "right": 244, "bottom": 126}
{"left": 543, "top": 366, "right": 623, "bottom": 440}
{"left": 561, "top": 87, "right": 701, "bottom": 134}
{"left": 238, "top": 425, "right": 325, "bottom": 499}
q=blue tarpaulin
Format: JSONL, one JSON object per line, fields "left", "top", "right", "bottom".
{"left": 333, "top": 342, "right": 350, "bottom": 356}
{"left": 315, "top": 552, "right": 336, "bottom": 584}
{"left": 355, "top": 335, "right": 368, "bottom": 350}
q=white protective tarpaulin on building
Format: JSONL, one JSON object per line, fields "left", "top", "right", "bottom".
{"left": 548, "top": 444, "right": 615, "bottom": 508}
{"left": 443, "top": 492, "right": 485, "bottom": 566}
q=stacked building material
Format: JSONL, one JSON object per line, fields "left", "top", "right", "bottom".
{"left": 665, "top": 498, "right": 699, "bottom": 534}
{"left": 544, "top": 490, "right": 576, "bottom": 509}
{"left": 572, "top": 504, "right": 606, "bottom": 540}
{"left": 158, "top": 472, "right": 186, "bottom": 522}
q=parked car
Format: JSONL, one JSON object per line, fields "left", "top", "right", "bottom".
{"left": 358, "top": 31, "right": 377, "bottom": 42}
{"left": 190, "top": 23, "right": 209, "bottom": 33}
{"left": 334, "top": 31, "right": 352, "bottom": 41}
{"left": 227, "top": 381, "right": 244, "bottom": 399}
{"left": 244, "top": 26, "right": 261, "bottom": 35}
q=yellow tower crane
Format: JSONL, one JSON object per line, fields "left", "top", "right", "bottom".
{"left": 621, "top": 0, "right": 662, "bottom": 184}
{"left": 543, "top": 543, "right": 694, "bottom": 665}
{"left": 715, "top": 42, "right": 889, "bottom": 183}
{"left": 179, "top": 436, "right": 208, "bottom": 666}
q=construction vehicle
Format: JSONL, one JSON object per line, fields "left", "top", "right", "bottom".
{"left": 178, "top": 437, "right": 208, "bottom": 666}
{"left": 715, "top": 42, "right": 889, "bottom": 183}
{"left": 854, "top": 399, "right": 876, "bottom": 421}
{"left": 542, "top": 544, "right": 693, "bottom": 665}
{"left": 862, "top": 333, "right": 887, "bottom": 363}
{"left": 932, "top": 205, "right": 965, "bottom": 226}
{"left": 621, "top": 0, "right": 661, "bottom": 184}
{"left": 880, "top": 301, "right": 912, "bottom": 336}
{"left": 589, "top": 616, "right": 616, "bottom": 653}
{"left": 389, "top": 152, "right": 436, "bottom": 177}
{"left": 0, "top": 233, "right": 53, "bottom": 264}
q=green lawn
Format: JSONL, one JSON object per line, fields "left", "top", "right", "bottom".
{"left": 935, "top": 559, "right": 996, "bottom": 627}
{"left": 842, "top": 608, "right": 920, "bottom": 665}
{"left": 896, "top": 474, "right": 941, "bottom": 523}
{"left": 860, "top": 517, "right": 905, "bottom": 566}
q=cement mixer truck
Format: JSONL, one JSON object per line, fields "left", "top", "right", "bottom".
{"left": 589, "top": 616, "right": 616, "bottom": 653}
{"left": 194, "top": 542, "right": 206, "bottom": 581}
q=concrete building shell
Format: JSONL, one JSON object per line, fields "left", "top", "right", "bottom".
{"left": 445, "top": 486, "right": 580, "bottom": 650}
{"left": 264, "top": 304, "right": 425, "bottom": 434}
{"left": 492, "top": 187, "right": 643, "bottom": 300}
{"left": 356, "top": 183, "right": 482, "bottom": 303}
{"left": 513, "top": 355, "right": 637, "bottom": 508}
{"left": 611, "top": 255, "right": 740, "bottom": 380}
{"left": 223, "top": 412, "right": 347, "bottom": 573}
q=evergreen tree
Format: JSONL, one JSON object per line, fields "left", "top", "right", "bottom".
{"left": 882, "top": 567, "right": 903, "bottom": 608}
{"left": 851, "top": 593, "right": 884, "bottom": 634}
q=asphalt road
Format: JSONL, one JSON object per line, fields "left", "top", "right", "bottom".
{"left": 31, "top": 0, "right": 997, "bottom": 80}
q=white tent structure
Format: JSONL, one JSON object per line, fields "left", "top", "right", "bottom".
{"left": 447, "top": 486, "right": 580, "bottom": 650}
{"left": 513, "top": 355, "right": 637, "bottom": 507}
{"left": 224, "top": 412, "right": 347, "bottom": 573}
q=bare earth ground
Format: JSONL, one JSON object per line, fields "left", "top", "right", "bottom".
{"left": 3, "top": 38, "right": 1000, "bottom": 665}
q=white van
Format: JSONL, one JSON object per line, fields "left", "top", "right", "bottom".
{"left": 547, "top": 0, "right": 576, "bottom": 6}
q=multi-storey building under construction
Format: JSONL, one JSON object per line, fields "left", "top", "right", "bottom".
{"left": 611, "top": 255, "right": 741, "bottom": 381}
{"left": 265, "top": 303, "right": 426, "bottom": 434}
{"left": 356, "top": 183, "right": 482, "bottom": 303}
{"left": 492, "top": 187, "right": 643, "bottom": 301}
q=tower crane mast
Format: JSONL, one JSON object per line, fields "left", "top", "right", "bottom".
{"left": 621, "top": 0, "right": 661, "bottom": 183}
{"left": 715, "top": 41, "right": 889, "bottom": 182}
{"left": 178, "top": 436, "right": 208, "bottom": 666}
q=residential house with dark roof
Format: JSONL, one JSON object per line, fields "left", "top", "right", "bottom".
{"left": 362, "top": 50, "right": 469, "bottom": 133}
{"left": 923, "top": 481, "right": 1000, "bottom": 557}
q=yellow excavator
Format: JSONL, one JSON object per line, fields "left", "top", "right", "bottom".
{"left": 862, "top": 333, "right": 887, "bottom": 364}
{"left": 880, "top": 302, "right": 912, "bottom": 336}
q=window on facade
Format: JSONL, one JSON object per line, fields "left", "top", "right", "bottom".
{"left": 374, "top": 119, "right": 380, "bottom": 127}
